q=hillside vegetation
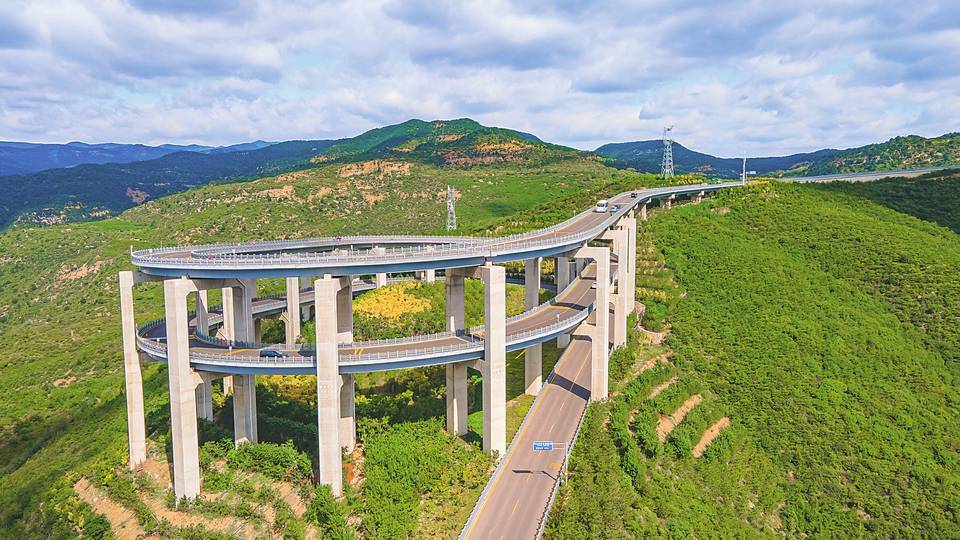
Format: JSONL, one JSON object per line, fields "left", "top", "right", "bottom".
{"left": 798, "top": 133, "right": 960, "bottom": 175}
{"left": 817, "top": 170, "right": 960, "bottom": 233}
{"left": 0, "top": 150, "right": 672, "bottom": 536}
{"left": 548, "top": 182, "right": 960, "bottom": 537}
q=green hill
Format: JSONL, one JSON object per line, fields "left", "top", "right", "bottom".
{"left": 317, "top": 118, "right": 579, "bottom": 166}
{"left": 548, "top": 181, "right": 960, "bottom": 537}
{"left": 793, "top": 133, "right": 960, "bottom": 176}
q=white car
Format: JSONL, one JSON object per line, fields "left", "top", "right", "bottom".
{"left": 594, "top": 200, "right": 609, "bottom": 213}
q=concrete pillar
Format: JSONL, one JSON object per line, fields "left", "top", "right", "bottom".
{"left": 339, "top": 374, "right": 356, "bottom": 452}
{"left": 640, "top": 203, "right": 648, "bottom": 221}
{"left": 524, "top": 258, "right": 542, "bottom": 395}
{"left": 446, "top": 362, "right": 468, "bottom": 435}
{"left": 556, "top": 256, "right": 571, "bottom": 348}
{"left": 301, "top": 304, "right": 311, "bottom": 323}
{"left": 612, "top": 229, "right": 628, "bottom": 348}
{"left": 163, "top": 279, "right": 200, "bottom": 499}
{"left": 375, "top": 273, "right": 387, "bottom": 288}
{"left": 576, "top": 258, "right": 587, "bottom": 277}
{"left": 481, "top": 264, "right": 506, "bottom": 456}
{"left": 232, "top": 279, "right": 257, "bottom": 445}
{"left": 195, "top": 290, "right": 209, "bottom": 338}
{"left": 424, "top": 268, "right": 436, "bottom": 283}
{"left": 220, "top": 286, "right": 235, "bottom": 396}
{"left": 253, "top": 319, "right": 262, "bottom": 344}
{"left": 314, "top": 277, "right": 343, "bottom": 497}
{"left": 625, "top": 217, "right": 637, "bottom": 314}
{"left": 119, "top": 271, "right": 146, "bottom": 469}
{"left": 195, "top": 379, "right": 213, "bottom": 421}
{"left": 336, "top": 277, "right": 354, "bottom": 344}
{"left": 664, "top": 195, "right": 673, "bottom": 210}
{"left": 593, "top": 250, "right": 611, "bottom": 401}
{"left": 445, "top": 271, "right": 465, "bottom": 333}
{"left": 285, "top": 277, "right": 301, "bottom": 346}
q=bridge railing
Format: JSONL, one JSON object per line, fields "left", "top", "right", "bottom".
{"left": 536, "top": 393, "right": 589, "bottom": 539}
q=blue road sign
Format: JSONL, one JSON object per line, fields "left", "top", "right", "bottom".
{"left": 533, "top": 441, "right": 554, "bottom": 451}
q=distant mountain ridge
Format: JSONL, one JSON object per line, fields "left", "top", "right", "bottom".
{"left": 595, "top": 132, "right": 960, "bottom": 178}
{"left": 0, "top": 140, "right": 276, "bottom": 175}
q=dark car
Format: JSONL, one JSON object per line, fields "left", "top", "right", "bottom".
{"left": 630, "top": 192, "right": 638, "bottom": 198}
{"left": 259, "top": 349, "right": 287, "bottom": 358}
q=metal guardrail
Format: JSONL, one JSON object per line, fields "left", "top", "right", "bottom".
{"left": 130, "top": 186, "right": 722, "bottom": 271}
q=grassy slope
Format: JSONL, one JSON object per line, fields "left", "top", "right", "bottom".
{"left": 816, "top": 172, "right": 960, "bottom": 234}
{"left": 548, "top": 182, "right": 960, "bottom": 537}
{"left": 0, "top": 156, "right": 663, "bottom": 534}
{"left": 800, "top": 133, "right": 960, "bottom": 175}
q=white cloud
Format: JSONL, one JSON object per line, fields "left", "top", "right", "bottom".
{"left": 0, "top": 0, "right": 957, "bottom": 155}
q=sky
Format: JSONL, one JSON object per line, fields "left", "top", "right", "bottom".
{"left": 1, "top": 0, "right": 958, "bottom": 156}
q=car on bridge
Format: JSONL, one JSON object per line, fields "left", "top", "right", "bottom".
{"left": 259, "top": 349, "right": 287, "bottom": 358}
{"left": 594, "top": 199, "right": 609, "bottom": 213}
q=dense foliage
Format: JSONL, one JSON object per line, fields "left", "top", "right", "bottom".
{"left": 801, "top": 133, "right": 960, "bottom": 175}
{"left": 549, "top": 181, "right": 960, "bottom": 537}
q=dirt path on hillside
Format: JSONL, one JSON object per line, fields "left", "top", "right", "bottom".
{"left": 74, "top": 477, "right": 142, "bottom": 540}
{"left": 692, "top": 417, "right": 731, "bottom": 457}
{"left": 647, "top": 376, "right": 677, "bottom": 400}
{"left": 657, "top": 394, "right": 703, "bottom": 441}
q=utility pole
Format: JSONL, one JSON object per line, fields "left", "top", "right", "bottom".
{"left": 660, "top": 126, "right": 674, "bottom": 179}
{"left": 741, "top": 152, "right": 747, "bottom": 185}
{"left": 446, "top": 185, "right": 457, "bottom": 231}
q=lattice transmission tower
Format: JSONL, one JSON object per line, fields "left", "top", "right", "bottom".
{"left": 446, "top": 185, "right": 457, "bottom": 231}
{"left": 660, "top": 126, "right": 675, "bottom": 179}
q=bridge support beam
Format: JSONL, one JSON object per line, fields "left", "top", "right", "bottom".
{"left": 220, "top": 286, "right": 235, "bottom": 395}
{"left": 446, "top": 362, "right": 469, "bottom": 435}
{"left": 419, "top": 269, "right": 436, "bottom": 282}
{"left": 195, "top": 379, "right": 214, "bottom": 421}
{"left": 640, "top": 202, "right": 648, "bottom": 221}
{"left": 573, "top": 247, "right": 610, "bottom": 401}
{"left": 195, "top": 290, "right": 209, "bottom": 338}
{"left": 232, "top": 279, "right": 258, "bottom": 446}
{"left": 119, "top": 271, "right": 147, "bottom": 469}
{"left": 664, "top": 194, "right": 674, "bottom": 210}
{"left": 482, "top": 264, "right": 506, "bottom": 456}
{"left": 340, "top": 374, "right": 356, "bottom": 453}
{"left": 445, "top": 269, "right": 469, "bottom": 436}
{"left": 524, "top": 257, "right": 542, "bottom": 395}
{"left": 624, "top": 216, "right": 637, "bottom": 315}
{"left": 336, "top": 276, "right": 354, "bottom": 344}
{"left": 609, "top": 228, "right": 629, "bottom": 348}
{"left": 284, "top": 277, "right": 301, "bottom": 346}
{"left": 314, "top": 277, "right": 343, "bottom": 497}
{"left": 163, "top": 278, "right": 201, "bottom": 499}
{"left": 556, "top": 256, "right": 572, "bottom": 348}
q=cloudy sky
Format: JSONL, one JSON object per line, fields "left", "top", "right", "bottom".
{"left": 1, "top": 0, "right": 958, "bottom": 155}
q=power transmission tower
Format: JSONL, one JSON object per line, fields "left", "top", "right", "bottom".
{"left": 660, "top": 126, "right": 674, "bottom": 179}
{"left": 741, "top": 152, "right": 747, "bottom": 185}
{"left": 446, "top": 185, "right": 457, "bottom": 231}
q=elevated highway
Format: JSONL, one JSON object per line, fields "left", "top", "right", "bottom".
{"left": 119, "top": 180, "right": 741, "bottom": 507}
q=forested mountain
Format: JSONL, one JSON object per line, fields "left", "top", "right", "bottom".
{"left": 0, "top": 119, "right": 576, "bottom": 230}
{"left": 594, "top": 140, "right": 839, "bottom": 177}
{"left": 596, "top": 132, "right": 960, "bottom": 178}
{"left": 798, "top": 133, "right": 960, "bottom": 175}
{"left": 0, "top": 140, "right": 276, "bottom": 176}
{"left": 0, "top": 140, "right": 335, "bottom": 229}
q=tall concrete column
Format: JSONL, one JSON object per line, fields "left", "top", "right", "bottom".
{"left": 339, "top": 374, "right": 356, "bottom": 452}
{"left": 556, "top": 256, "right": 571, "bottom": 348}
{"left": 524, "top": 257, "right": 542, "bottom": 395}
{"left": 336, "top": 277, "right": 354, "bottom": 344}
{"left": 445, "top": 270, "right": 465, "bottom": 333}
{"left": 446, "top": 362, "right": 468, "bottom": 435}
{"left": 625, "top": 217, "right": 637, "bottom": 314}
{"left": 576, "top": 258, "right": 587, "bottom": 277}
{"left": 664, "top": 195, "right": 673, "bottom": 210}
{"left": 314, "top": 277, "right": 343, "bottom": 497}
{"left": 575, "top": 247, "right": 610, "bottom": 402}
{"left": 195, "top": 290, "right": 209, "bottom": 337}
{"left": 640, "top": 203, "right": 648, "bottom": 221}
{"left": 593, "top": 250, "right": 611, "bottom": 401}
{"left": 220, "top": 286, "right": 235, "bottom": 395}
{"left": 195, "top": 378, "right": 213, "bottom": 421}
{"left": 253, "top": 319, "right": 262, "bottom": 344}
{"left": 424, "top": 268, "right": 436, "bottom": 283}
{"left": 611, "top": 229, "right": 628, "bottom": 348}
{"left": 285, "top": 277, "right": 301, "bottom": 346}
{"left": 119, "top": 271, "right": 146, "bottom": 469}
{"left": 445, "top": 269, "right": 469, "bottom": 436}
{"left": 232, "top": 279, "right": 257, "bottom": 445}
{"left": 482, "top": 264, "right": 506, "bottom": 456}
{"left": 163, "top": 279, "right": 201, "bottom": 499}
{"left": 375, "top": 273, "right": 387, "bottom": 288}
